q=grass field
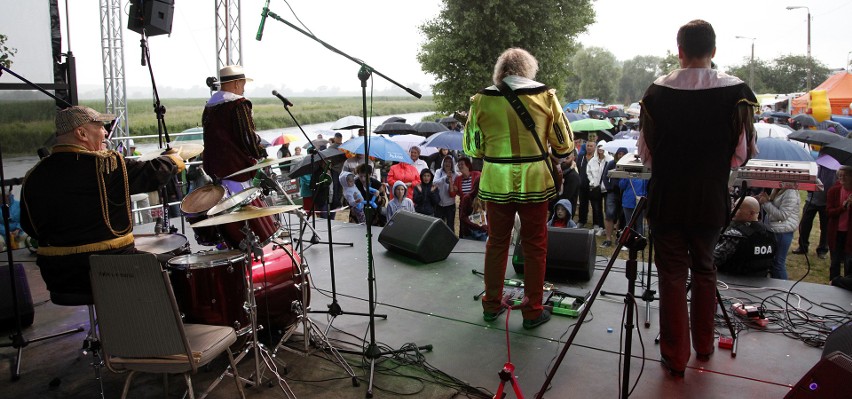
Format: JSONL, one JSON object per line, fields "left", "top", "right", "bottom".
{"left": 0, "top": 96, "right": 435, "bottom": 155}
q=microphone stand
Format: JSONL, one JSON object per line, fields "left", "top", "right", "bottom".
{"left": 0, "top": 73, "right": 84, "bottom": 382}
{"left": 139, "top": 29, "right": 184, "bottom": 236}
{"left": 262, "top": 10, "right": 429, "bottom": 397}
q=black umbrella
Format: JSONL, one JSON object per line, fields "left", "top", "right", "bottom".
{"left": 439, "top": 116, "right": 458, "bottom": 124}
{"left": 572, "top": 129, "right": 613, "bottom": 141}
{"left": 383, "top": 116, "right": 407, "bottom": 124}
{"left": 787, "top": 129, "right": 844, "bottom": 146}
{"left": 760, "top": 111, "right": 792, "bottom": 120}
{"left": 587, "top": 109, "right": 607, "bottom": 119}
{"left": 606, "top": 109, "right": 628, "bottom": 118}
{"left": 817, "top": 120, "right": 850, "bottom": 137}
{"left": 792, "top": 114, "right": 818, "bottom": 127}
{"left": 411, "top": 121, "right": 447, "bottom": 136}
{"left": 288, "top": 148, "right": 347, "bottom": 178}
{"left": 820, "top": 138, "right": 852, "bottom": 166}
{"left": 374, "top": 122, "right": 417, "bottom": 135}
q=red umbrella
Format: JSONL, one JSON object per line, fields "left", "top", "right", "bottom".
{"left": 272, "top": 133, "right": 300, "bottom": 146}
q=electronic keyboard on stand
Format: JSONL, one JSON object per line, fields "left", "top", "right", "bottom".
{"left": 608, "top": 153, "right": 651, "bottom": 180}
{"left": 730, "top": 159, "right": 821, "bottom": 191}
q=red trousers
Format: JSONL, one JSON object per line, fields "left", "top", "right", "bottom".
{"left": 482, "top": 201, "right": 549, "bottom": 320}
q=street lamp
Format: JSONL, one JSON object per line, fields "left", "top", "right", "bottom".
{"left": 786, "top": 6, "right": 811, "bottom": 90}
{"left": 735, "top": 36, "right": 756, "bottom": 87}
{"left": 847, "top": 51, "right": 851, "bottom": 72}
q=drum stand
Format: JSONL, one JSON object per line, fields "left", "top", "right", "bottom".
{"left": 207, "top": 222, "right": 296, "bottom": 399}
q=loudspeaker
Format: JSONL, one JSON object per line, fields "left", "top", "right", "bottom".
{"left": 823, "top": 321, "right": 852, "bottom": 358}
{"left": 128, "top": 0, "right": 175, "bottom": 37}
{"left": 784, "top": 351, "right": 852, "bottom": 398}
{"left": 512, "top": 227, "right": 596, "bottom": 281}
{"left": 378, "top": 211, "right": 458, "bottom": 263}
{"left": 0, "top": 263, "right": 35, "bottom": 329}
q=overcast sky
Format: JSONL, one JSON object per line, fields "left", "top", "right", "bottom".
{"left": 1, "top": 0, "right": 850, "bottom": 98}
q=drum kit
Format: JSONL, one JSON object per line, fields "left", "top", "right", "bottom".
{"left": 136, "top": 150, "right": 358, "bottom": 396}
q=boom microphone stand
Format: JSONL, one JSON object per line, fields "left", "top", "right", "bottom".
{"left": 260, "top": 8, "right": 430, "bottom": 397}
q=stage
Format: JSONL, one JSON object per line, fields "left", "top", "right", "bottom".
{"left": 2, "top": 215, "right": 851, "bottom": 398}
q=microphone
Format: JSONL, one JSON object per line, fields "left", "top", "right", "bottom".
{"left": 271, "top": 90, "right": 294, "bottom": 107}
{"left": 256, "top": 0, "right": 271, "bottom": 41}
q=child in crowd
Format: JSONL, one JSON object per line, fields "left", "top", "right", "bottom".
{"left": 384, "top": 181, "right": 415, "bottom": 221}
{"left": 413, "top": 168, "right": 440, "bottom": 216}
{"left": 340, "top": 172, "right": 367, "bottom": 224}
{"left": 547, "top": 199, "right": 578, "bottom": 228}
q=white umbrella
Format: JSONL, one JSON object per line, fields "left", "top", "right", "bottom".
{"left": 331, "top": 115, "right": 363, "bottom": 130}
{"left": 753, "top": 123, "right": 792, "bottom": 139}
{"left": 601, "top": 139, "right": 638, "bottom": 154}
{"left": 386, "top": 134, "right": 437, "bottom": 156}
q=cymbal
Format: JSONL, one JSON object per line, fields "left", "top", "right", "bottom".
{"left": 223, "top": 155, "right": 304, "bottom": 179}
{"left": 136, "top": 143, "right": 204, "bottom": 162}
{"left": 190, "top": 205, "right": 302, "bottom": 228}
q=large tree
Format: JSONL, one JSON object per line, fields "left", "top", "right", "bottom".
{"left": 0, "top": 34, "right": 16, "bottom": 68}
{"left": 565, "top": 46, "right": 619, "bottom": 103}
{"left": 618, "top": 55, "right": 662, "bottom": 104}
{"left": 418, "top": 0, "right": 594, "bottom": 114}
{"left": 724, "top": 55, "right": 831, "bottom": 94}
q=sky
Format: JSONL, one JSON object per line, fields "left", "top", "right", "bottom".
{"left": 1, "top": 0, "right": 851, "bottom": 99}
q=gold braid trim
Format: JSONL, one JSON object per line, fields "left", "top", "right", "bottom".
{"left": 37, "top": 233, "right": 134, "bottom": 256}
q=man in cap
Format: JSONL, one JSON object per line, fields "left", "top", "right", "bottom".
{"left": 20, "top": 105, "right": 185, "bottom": 296}
{"left": 637, "top": 20, "right": 757, "bottom": 377}
{"left": 202, "top": 64, "right": 266, "bottom": 192}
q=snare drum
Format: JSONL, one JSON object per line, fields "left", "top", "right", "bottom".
{"left": 134, "top": 233, "right": 191, "bottom": 265}
{"left": 166, "top": 251, "right": 250, "bottom": 331}
{"left": 181, "top": 184, "right": 226, "bottom": 246}
{"left": 211, "top": 187, "right": 281, "bottom": 249}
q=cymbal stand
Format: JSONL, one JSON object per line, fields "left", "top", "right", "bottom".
{"left": 207, "top": 221, "right": 295, "bottom": 398}
{"left": 261, "top": 10, "right": 428, "bottom": 397}
{"left": 271, "top": 241, "right": 360, "bottom": 387}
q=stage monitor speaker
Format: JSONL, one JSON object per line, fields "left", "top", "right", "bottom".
{"left": 512, "top": 227, "right": 596, "bottom": 281}
{"left": 0, "top": 263, "right": 35, "bottom": 329}
{"left": 784, "top": 351, "right": 852, "bottom": 398}
{"left": 128, "top": 0, "right": 175, "bottom": 37}
{"left": 378, "top": 211, "right": 458, "bottom": 264}
{"left": 823, "top": 321, "right": 852, "bottom": 359}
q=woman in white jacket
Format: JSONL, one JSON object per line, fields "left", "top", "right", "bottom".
{"left": 758, "top": 188, "right": 801, "bottom": 279}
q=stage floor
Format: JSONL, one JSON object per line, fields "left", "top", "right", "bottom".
{"left": 2, "top": 215, "right": 851, "bottom": 398}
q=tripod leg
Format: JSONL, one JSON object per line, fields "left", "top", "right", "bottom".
{"left": 715, "top": 288, "right": 737, "bottom": 357}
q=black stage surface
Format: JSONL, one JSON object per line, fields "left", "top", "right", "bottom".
{"left": 2, "top": 215, "right": 852, "bottom": 398}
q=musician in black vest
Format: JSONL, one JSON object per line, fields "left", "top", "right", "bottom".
{"left": 637, "top": 20, "right": 757, "bottom": 377}
{"left": 714, "top": 196, "right": 777, "bottom": 277}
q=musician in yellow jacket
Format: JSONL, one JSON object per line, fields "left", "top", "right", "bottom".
{"left": 464, "top": 48, "right": 573, "bottom": 329}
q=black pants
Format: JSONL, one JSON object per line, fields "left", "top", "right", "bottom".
{"left": 434, "top": 204, "right": 457, "bottom": 235}
{"left": 797, "top": 202, "right": 827, "bottom": 254}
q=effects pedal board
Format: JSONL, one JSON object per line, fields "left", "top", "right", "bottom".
{"left": 504, "top": 287, "right": 591, "bottom": 317}
{"left": 731, "top": 302, "right": 769, "bottom": 328}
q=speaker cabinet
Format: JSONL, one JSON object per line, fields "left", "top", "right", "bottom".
{"left": 784, "top": 351, "right": 852, "bottom": 398}
{"left": 0, "top": 263, "right": 34, "bottom": 329}
{"left": 378, "top": 211, "right": 458, "bottom": 264}
{"left": 128, "top": 0, "right": 175, "bottom": 37}
{"left": 512, "top": 227, "right": 596, "bottom": 281}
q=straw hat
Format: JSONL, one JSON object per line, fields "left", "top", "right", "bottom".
{"left": 218, "top": 65, "right": 253, "bottom": 83}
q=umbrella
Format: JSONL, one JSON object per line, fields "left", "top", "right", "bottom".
{"left": 792, "top": 114, "right": 818, "bottom": 127}
{"left": 753, "top": 123, "right": 791, "bottom": 139}
{"left": 817, "top": 120, "right": 850, "bottom": 137}
{"left": 816, "top": 153, "right": 841, "bottom": 171}
{"left": 387, "top": 134, "right": 438, "bottom": 156}
{"left": 272, "top": 133, "right": 301, "bottom": 146}
{"left": 601, "top": 139, "right": 638, "bottom": 154}
{"left": 383, "top": 116, "right": 407, "bottom": 124}
{"left": 606, "top": 109, "right": 628, "bottom": 118}
{"left": 288, "top": 148, "right": 348, "bottom": 178}
{"left": 330, "top": 115, "right": 363, "bottom": 130}
{"left": 760, "top": 111, "right": 792, "bottom": 120}
{"left": 439, "top": 116, "right": 459, "bottom": 124}
{"left": 411, "top": 121, "right": 448, "bottom": 136}
{"left": 421, "top": 130, "right": 463, "bottom": 151}
{"left": 787, "top": 130, "right": 844, "bottom": 146}
{"left": 339, "top": 135, "right": 413, "bottom": 164}
{"left": 753, "top": 138, "right": 813, "bottom": 162}
{"left": 572, "top": 129, "right": 613, "bottom": 142}
{"left": 373, "top": 122, "right": 417, "bottom": 135}
{"left": 564, "top": 112, "right": 587, "bottom": 122}
{"left": 613, "top": 130, "right": 639, "bottom": 140}
{"left": 570, "top": 118, "right": 614, "bottom": 132}
{"left": 303, "top": 138, "right": 329, "bottom": 149}
{"left": 820, "top": 138, "right": 852, "bottom": 166}
{"left": 587, "top": 109, "right": 607, "bottom": 119}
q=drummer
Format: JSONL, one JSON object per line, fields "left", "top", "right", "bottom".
{"left": 20, "top": 105, "right": 186, "bottom": 296}
{"left": 201, "top": 64, "right": 267, "bottom": 193}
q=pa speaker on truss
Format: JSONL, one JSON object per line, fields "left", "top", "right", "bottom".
{"left": 128, "top": 0, "right": 175, "bottom": 37}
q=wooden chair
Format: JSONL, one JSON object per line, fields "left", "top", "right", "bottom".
{"left": 89, "top": 254, "right": 245, "bottom": 399}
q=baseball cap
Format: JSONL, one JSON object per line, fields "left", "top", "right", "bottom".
{"left": 55, "top": 106, "right": 115, "bottom": 135}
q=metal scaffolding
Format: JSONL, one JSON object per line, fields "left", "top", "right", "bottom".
{"left": 215, "top": 0, "right": 242, "bottom": 74}
{"left": 98, "top": 0, "right": 129, "bottom": 140}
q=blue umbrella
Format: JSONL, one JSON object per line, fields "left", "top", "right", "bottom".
{"left": 340, "top": 135, "right": 413, "bottom": 164}
{"left": 420, "top": 130, "right": 463, "bottom": 151}
{"left": 754, "top": 138, "right": 813, "bottom": 162}
{"left": 564, "top": 112, "right": 588, "bottom": 122}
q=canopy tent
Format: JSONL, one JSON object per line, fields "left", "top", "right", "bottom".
{"left": 791, "top": 72, "right": 852, "bottom": 116}
{"left": 564, "top": 98, "right": 604, "bottom": 112}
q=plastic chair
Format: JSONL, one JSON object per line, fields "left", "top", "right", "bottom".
{"left": 89, "top": 253, "right": 245, "bottom": 399}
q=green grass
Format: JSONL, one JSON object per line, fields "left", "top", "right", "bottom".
{"left": 0, "top": 96, "right": 436, "bottom": 155}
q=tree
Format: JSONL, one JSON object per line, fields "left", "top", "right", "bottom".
{"left": 0, "top": 34, "right": 16, "bottom": 68}
{"left": 418, "top": 0, "right": 594, "bottom": 114}
{"left": 658, "top": 51, "right": 679, "bottom": 75}
{"left": 724, "top": 55, "right": 831, "bottom": 93}
{"left": 618, "top": 55, "right": 662, "bottom": 104}
{"left": 724, "top": 58, "right": 772, "bottom": 93}
{"left": 566, "top": 47, "right": 620, "bottom": 103}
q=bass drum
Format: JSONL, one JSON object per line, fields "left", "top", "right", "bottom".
{"left": 251, "top": 242, "right": 307, "bottom": 333}
{"left": 181, "top": 184, "right": 226, "bottom": 246}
